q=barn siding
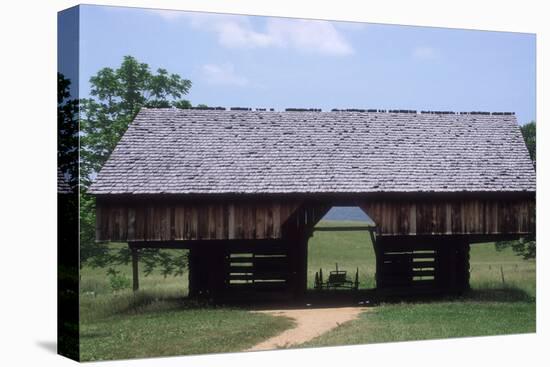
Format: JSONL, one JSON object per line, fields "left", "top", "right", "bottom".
{"left": 96, "top": 200, "right": 301, "bottom": 242}
{"left": 96, "top": 197, "right": 534, "bottom": 242}
{"left": 361, "top": 198, "right": 535, "bottom": 236}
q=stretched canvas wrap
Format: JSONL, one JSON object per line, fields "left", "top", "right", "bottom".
{"left": 58, "top": 4, "right": 536, "bottom": 362}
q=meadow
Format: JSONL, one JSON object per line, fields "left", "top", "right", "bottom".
{"left": 303, "top": 221, "right": 535, "bottom": 348}
{"left": 79, "top": 220, "right": 535, "bottom": 361}
{"left": 80, "top": 248, "right": 294, "bottom": 361}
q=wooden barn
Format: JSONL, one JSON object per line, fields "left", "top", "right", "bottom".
{"left": 89, "top": 108, "right": 536, "bottom": 299}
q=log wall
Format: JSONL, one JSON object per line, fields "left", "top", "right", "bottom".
{"left": 96, "top": 200, "right": 301, "bottom": 242}
{"left": 96, "top": 196, "right": 535, "bottom": 242}
{"left": 361, "top": 198, "right": 535, "bottom": 236}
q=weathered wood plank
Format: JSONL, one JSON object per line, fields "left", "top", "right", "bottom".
{"left": 256, "top": 204, "right": 266, "bottom": 239}
{"left": 228, "top": 204, "right": 236, "bottom": 239}
{"left": 174, "top": 206, "right": 185, "bottom": 240}
{"left": 190, "top": 206, "right": 198, "bottom": 239}
{"left": 208, "top": 205, "right": 216, "bottom": 239}
{"left": 265, "top": 203, "right": 274, "bottom": 238}
{"left": 215, "top": 205, "right": 224, "bottom": 239}
{"left": 95, "top": 197, "right": 535, "bottom": 241}
{"left": 272, "top": 202, "right": 281, "bottom": 238}
{"left": 135, "top": 205, "right": 146, "bottom": 241}
{"left": 127, "top": 207, "right": 135, "bottom": 241}
{"left": 198, "top": 206, "right": 209, "bottom": 240}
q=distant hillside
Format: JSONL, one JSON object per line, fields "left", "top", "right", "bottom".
{"left": 322, "top": 207, "right": 374, "bottom": 223}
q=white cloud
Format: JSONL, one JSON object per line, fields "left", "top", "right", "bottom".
{"left": 265, "top": 19, "right": 354, "bottom": 56}
{"left": 413, "top": 46, "right": 438, "bottom": 60}
{"left": 201, "top": 63, "right": 249, "bottom": 86}
{"left": 152, "top": 11, "right": 354, "bottom": 56}
{"left": 216, "top": 20, "right": 279, "bottom": 48}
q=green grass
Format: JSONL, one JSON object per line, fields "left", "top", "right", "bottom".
{"left": 301, "top": 220, "right": 536, "bottom": 347}
{"left": 80, "top": 244, "right": 188, "bottom": 299}
{"left": 301, "top": 301, "right": 535, "bottom": 348}
{"left": 80, "top": 298, "right": 293, "bottom": 361}
{"left": 79, "top": 221, "right": 536, "bottom": 359}
{"left": 79, "top": 245, "right": 293, "bottom": 361}
{"left": 308, "top": 220, "right": 377, "bottom": 289}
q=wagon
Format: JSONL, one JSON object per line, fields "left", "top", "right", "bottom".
{"left": 314, "top": 264, "right": 359, "bottom": 290}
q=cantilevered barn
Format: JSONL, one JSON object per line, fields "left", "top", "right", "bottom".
{"left": 90, "top": 108, "right": 535, "bottom": 299}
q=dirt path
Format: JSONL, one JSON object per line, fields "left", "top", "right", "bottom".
{"left": 246, "top": 307, "right": 368, "bottom": 351}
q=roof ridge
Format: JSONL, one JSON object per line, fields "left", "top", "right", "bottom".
{"left": 141, "top": 107, "right": 515, "bottom": 115}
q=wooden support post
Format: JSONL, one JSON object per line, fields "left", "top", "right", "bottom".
{"left": 299, "top": 236, "right": 309, "bottom": 295}
{"left": 209, "top": 246, "right": 228, "bottom": 298}
{"left": 188, "top": 247, "right": 208, "bottom": 298}
{"left": 373, "top": 234, "right": 381, "bottom": 288}
{"left": 458, "top": 241, "right": 471, "bottom": 292}
{"left": 188, "top": 247, "right": 197, "bottom": 297}
{"left": 449, "top": 244, "right": 458, "bottom": 290}
{"left": 131, "top": 246, "right": 139, "bottom": 292}
{"left": 286, "top": 236, "right": 307, "bottom": 298}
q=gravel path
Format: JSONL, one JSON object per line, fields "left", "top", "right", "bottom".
{"left": 246, "top": 306, "right": 367, "bottom": 351}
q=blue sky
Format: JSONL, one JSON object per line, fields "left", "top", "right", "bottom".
{"left": 79, "top": 5, "right": 536, "bottom": 124}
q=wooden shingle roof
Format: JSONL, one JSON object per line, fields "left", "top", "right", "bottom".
{"left": 89, "top": 108, "right": 536, "bottom": 195}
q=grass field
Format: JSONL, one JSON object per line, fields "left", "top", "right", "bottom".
{"left": 302, "top": 220, "right": 536, "bottom": 348}
{"left": 79, "top": 246, "right": 294, "bottom": 361}
{"left": 80, "top": 300, "right": 293, "bottom": 361}
{"left": 79, "top": 220, "right": 535, "bottom": 360}
{"left": 308, "top": 220, "right": 377, "bottom": 289}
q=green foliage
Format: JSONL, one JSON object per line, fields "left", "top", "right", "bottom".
{"left": 520, "top": 121, "right": 536, "bottom": 162}
{"left": 107, "top": 268, "right": 131, "bottom": 292}
{"left": 80, "top": 55, "right": 192, "bottom": 185}
{"left": 140, "top": 249, "right": 188, "bottom": 277}
{"left": 79, "top": 191, "right": 108, "bottom": 266}
{"left": 57, "top": 73, "right": 79, "bottom": 187}
{"left": 87, "top": 246, "right": 188, "bottom": 279}
{"left": 494, "top": 121, "right": 536, "bottom": 259}
{"left": 495, "top": 234, "right": 536, "bottom": 260}
{"left": 171, "top": 99, "right": 193, "bottom": 109}
{"left": 79, "top": 56, "right": 194, "bottom": 275}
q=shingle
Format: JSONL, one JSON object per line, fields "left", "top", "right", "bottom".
{"left": 89, "top": 108, "right": 536, "bottom": 195}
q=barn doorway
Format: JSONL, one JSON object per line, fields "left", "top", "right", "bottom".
{"left": 307, "top": 207, "right": 377, "bottom": 291}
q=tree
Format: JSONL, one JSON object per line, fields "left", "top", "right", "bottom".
{"left": 495, "top": 235, "right": 535, "bottom": 260}
{"left": 495, "top": 121, "right": 536, "bottom": 260}
{"left": 58, "top": 73, "right": 79, "bottom": 188}
{"left": 520, "top": 121, "right": 536, "bottom": 163}
{"left": 81, "top": 56, "right": 192, "bottom": 185}
{"left": 80, "top": 56, "right": 193, "bottom": 274}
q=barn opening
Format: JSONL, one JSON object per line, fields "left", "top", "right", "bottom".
{"left": 308, "top": 207, "right": 377, "bottom": 291}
